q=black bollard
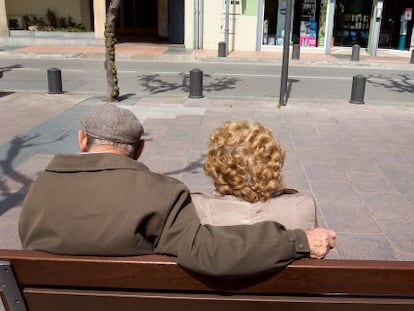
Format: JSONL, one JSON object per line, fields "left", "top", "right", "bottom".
{"left": 47, "top": 67, "right": 63, "bottom": 94}
{"left": 410, "top": 50, "right": 414, "bottom": 64}
{"left": 218, "top": 42, "right": 227, "bottom": 57}
{"left": 292, "top": 44, "right": 300, "bottom": 60}
{"left": 349, "top": 74, "right": 366, "bottom": 104}
{"left": 189, "top": 69, "right": 203, "bottom": 98}
{"left": 351, "top": 44, "right": 360, "bottom": 62}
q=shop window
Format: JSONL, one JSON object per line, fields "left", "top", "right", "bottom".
{"left": 262, "top": 0, "right": 320, "bottom": 47}
{"left": 333, "top": 0, "right": 372, "bottom": 47}
{"left": 299, "top": 0, "right": 318, "bottom": 47}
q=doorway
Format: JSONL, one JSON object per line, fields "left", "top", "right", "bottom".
{"left": 379, "top": 0, "right": 413, "bottom": 50}
{"left": 113, "top": 0, "right": 159, "bottom": 42}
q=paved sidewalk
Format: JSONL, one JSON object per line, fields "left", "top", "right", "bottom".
{"left": 1, "top": 42, "right": 413, "bottom": 69}
{"left": 0, "top": 92, "right": 413, "bottom": 263}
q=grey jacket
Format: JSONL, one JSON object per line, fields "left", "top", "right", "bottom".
{"left": 19, "top": 153, "right": 310, "bottom": 277}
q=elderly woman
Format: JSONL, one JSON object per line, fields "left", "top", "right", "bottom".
{"left": 192, "top": 121, "right": 317, "bottom": 230}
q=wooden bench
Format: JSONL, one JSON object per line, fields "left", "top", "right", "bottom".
{"left": 1, "top": 249, "right": 413, "bottom": 311}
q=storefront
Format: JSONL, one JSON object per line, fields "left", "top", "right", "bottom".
{"left": 333, "top": 0, "right": 372, "bottom": 47}
{"left": 261, "top": 0, "right": 412, "bottom": 51}
{"left": 378, "top": 0, "right": 413, "bottom": 50}
{"left": 332, "top": 0, "right": 412, "bottom": 50}
{"left": 262, "top": 0, "right": 321, "bottom": 47}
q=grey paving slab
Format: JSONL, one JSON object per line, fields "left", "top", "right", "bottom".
{"left": 335, "top": 233, "right": 396, "bottom": 260}
{"left": 0, "top": 96, "right": 95, "bottom": 177}
{"left": 0, "top": 92, "right": 85, "bottom": 144}
{"left": 361, "top": 193, "right": 413, "bottom": 218}
{"left": 0, "top": 220, "right": 21, "bottom": 249}
{"left": 395, "top": 183, "right": 414, "bottom": 204}
{"left": 350, "top": 178, "right": 400, "bottom": 194}
{"left": 303, "top": 163, "right": 348, "bottom": 182}
{"left": 376, "top": 217, "right": 414, "bottom": 256}
{"left": 283, "top": 171, "right": 312, "bottom": 193}
{"left": 319, "top": 202, "right": 382, "bottom": 234}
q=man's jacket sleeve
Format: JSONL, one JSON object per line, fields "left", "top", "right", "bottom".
{"left": 155, "top": 184, "right": 310, "bottom": 277}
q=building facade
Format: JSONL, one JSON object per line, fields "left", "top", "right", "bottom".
{"left": 0, "top": 0, "right": 412, "bottom": 52}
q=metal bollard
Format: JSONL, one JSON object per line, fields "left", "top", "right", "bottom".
{"left": 218, "top": 42, "right": 227, "bottom": 57}
{"left": 292, "top": 44, "right": 300, "bottom": 60}
{"left": 47, "top": 67, "right": 63, "bottom": 94}
{"left": 410, "top": 50, "right": 414, "bottom": 64}
{"left": 349, "top": 74, "right": 366, "bottom": 104}
{"left": 351, "top": 44, "right": 360, "bottom": 62}
{"left": 189, "top": 69, "right": 203, "bottom": 98}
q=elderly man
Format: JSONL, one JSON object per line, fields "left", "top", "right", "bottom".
{"left": 19, "top": 104, "right": 336, "bottom": 277}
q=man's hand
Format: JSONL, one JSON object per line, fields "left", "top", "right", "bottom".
{"left": 305, "top": 228, "right": 337, "bottom": 259}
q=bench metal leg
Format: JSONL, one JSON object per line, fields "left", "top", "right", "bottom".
{"left": 0, "top": 262, "right": 27, "bottom": 311}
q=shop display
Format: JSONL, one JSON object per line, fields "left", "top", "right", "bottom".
{"left": 334, "top": 2, "right": 371, "bottom": 47}
{"left": 300, "top": 0, "right": 317, "bottom": 47}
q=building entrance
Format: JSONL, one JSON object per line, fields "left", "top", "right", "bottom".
{"left": 113, "top": 0, "right": 158, "bottom": 41}
{"left": 379, "top": 0, "right": 413, "bottom": 50}
{"left": 333, "top": 0, "right": 372, "bottom": 47}
{"left": 109, "top": 0, "right": 184, "bottom": 44}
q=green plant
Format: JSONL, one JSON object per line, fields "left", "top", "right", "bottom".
{"left": 58, "top": 17, "right": 67, "bottom": 28}
{"left": 46, "top": 9, "right": 58, "bottom": 28}
{"left": 22, "top": 10, "right": 86, "bottom": 32}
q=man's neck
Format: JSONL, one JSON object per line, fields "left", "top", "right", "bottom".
{"left": 87, "top": 145, "right": 129, "bottom": 157}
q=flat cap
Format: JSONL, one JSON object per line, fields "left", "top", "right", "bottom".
{"left": 80, "top": 104, "right": 144, "bottom": 144}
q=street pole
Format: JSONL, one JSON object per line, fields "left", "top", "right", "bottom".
{"left": 279, "top": 0, "right": 293, "bottom": 106}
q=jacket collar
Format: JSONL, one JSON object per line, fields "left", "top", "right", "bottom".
{"left": 45, "top": 153, "right": 149, "bottom": 173}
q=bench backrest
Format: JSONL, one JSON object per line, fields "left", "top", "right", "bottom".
{"left": 1, "top": 250, "right": 414, "bottom": 311}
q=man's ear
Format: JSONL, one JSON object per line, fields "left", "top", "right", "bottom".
{"left": 133, "top": 139, "right": 145, "bottom": 160}
{"left": 78, "top": 129, "right": 89, "bottom": 152}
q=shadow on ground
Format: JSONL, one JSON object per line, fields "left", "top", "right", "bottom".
{"left": 138, "top": 73, "right": 240, "bottom": 95}
{"left": 0, "top": 64, "right": 23, "bottom": 79}
{"left": 163, "top": 155, "right": 205, "bottom": 176}
{"left": 0, "top": 132, "right": 70, "bottom": 216}
{"left": 367, "top": 74, "right": 414, "bottom": 93}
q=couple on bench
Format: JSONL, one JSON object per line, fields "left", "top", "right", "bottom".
{"left": 19, "top": 104, "right": 336, "bottom": 277}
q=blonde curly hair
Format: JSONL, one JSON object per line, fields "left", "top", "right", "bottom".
{"left": 204, "top": 121, "right": 286, "bottom": 203}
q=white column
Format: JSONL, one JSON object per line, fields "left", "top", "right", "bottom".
{"left": 93, "top": 0, "right": 106, "bottom": 39}
{"left": 0, "top": 0, "right": 9, "bottom": 37}
{"left": 324, "top": 0, "right": 335, "bottom": 54}
{"left": 368, "top": 0, "right": 383, "bottom": 56}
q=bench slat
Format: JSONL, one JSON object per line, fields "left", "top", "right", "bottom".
{"left": 22, "top": 289, "right": 414, "bottom": 311}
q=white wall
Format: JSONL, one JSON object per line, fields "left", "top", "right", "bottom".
{"left": 0, "top": 0, "right": 9, "bottom": 35}
{"left": 202, "top": 0, "right": 225, "bottom": 50}
{"left": 233, "top": 15, "right": 257, "bottom": 51}
{"left": 185, "top": 0, "right": 257, "bottom": 51}
{"left": 184, "top": 0, "right": 193, "bottom": 48}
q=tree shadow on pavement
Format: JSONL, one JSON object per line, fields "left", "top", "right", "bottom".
{"left": 0, "top": 92, "right": 14, "bottom": 98}
{"left": 0, "top": 132, "right": 70, "bottom": 217}
{"left": 138, "top": 73, "right": 240, "bottom": 95}
{"left": 366, "top": 74, "right": 414, "bottom": 93}
{"left": 0, "top": 64, "right": 23, "bottom": 79}
{"left": 163, "top": 154, "right": 205, "bottom": 176}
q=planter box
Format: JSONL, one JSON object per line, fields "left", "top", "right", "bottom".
{"left": 10, "top": 30, "right": 95, "bottom": 39}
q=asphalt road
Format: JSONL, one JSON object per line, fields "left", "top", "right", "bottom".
{"left": 1, "top": 58, "right": 413, "bottom": 104}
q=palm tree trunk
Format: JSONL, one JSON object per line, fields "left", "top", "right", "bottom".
{"left": 104, "top": 0, "right": 121, "bottom": 102}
